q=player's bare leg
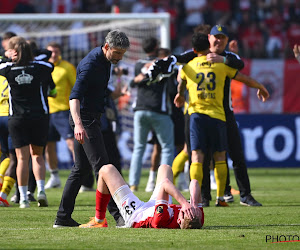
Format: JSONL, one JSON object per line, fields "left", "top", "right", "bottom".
{"left": 79, "top": 164, "right": 125, "bottom": 228}
{"left": 45, "top": 142, "right": 61, "bottom": 189}
{"left": 15, "top": 146, "right": 30, "bottom": 208}
{"left": 30, "top": 144, "right": 48, "bottom": 207}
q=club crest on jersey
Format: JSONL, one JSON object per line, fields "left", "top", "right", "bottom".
{"left": 156, "top": 205, "right": 163, "bottom": 214}
{"left": 15, "top": 70, "right": 33, "bottom": 85}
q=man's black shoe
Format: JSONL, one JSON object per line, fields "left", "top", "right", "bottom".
{"left": 202, "top": 198, "right": 210, "bottom": 207}
{"left": 27, "top": 192, "right": 36, "bottom": 202}
{"left": 53, "top": 217, "right": 81, "bottom": 228}
{"left": 224, "top": 192, "right": 234, "bottom": 203}
{"left": 240, "top": 194, "right": 262, "bottom": 206}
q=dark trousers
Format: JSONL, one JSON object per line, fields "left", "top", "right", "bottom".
{"left": 225, "top": 110, "right": 251, "bottom": 198}
{"left": 81, "top": 128, "right": 122, "bottom": 222}
{"left": 56, "top": 112, "right": 122, "bottom": 222}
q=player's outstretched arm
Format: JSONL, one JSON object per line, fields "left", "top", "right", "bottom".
{"left": 234, "top": 72, "right": 270, "bottom": 102}
{"left": 189, "top": 179, "right": 203, "bottom": 218}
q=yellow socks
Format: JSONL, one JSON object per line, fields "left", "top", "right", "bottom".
{"left": 190, "top": 162, "right": 203, "bottom": 186}
{"left": 0, "top": 157, "right": 10, "bottom": 186}
{"left": 214, "top": 161, "right": 227, "bottom": 198}
{"left": 1, "top": 176, "right": 15, "bottom": 198}
{"left": 172, "top": 150, "right": 188, "bottom": 184}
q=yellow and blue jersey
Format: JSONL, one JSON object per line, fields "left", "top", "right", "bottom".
{"left": 181, "top": 55, "right": 237, "bottom": 122}
{"left": 48, "top": 57, "right": 76, "bottom": 113}
{"left": 0, "top": 76, "right": 9, "bottom": 116}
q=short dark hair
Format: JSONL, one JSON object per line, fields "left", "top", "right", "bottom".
{"left": 158, "top": 48, "right": 171, "bottom": 58}
{"left": 27, "top": 39, "right": 38, "bottom": 51}
{"left": 2, "top": 31, "right": 17, "bottom": 40}
{"left": 142, "top": 37, "right": 158, "bottom": 54}
{"left": 192, "top": 33, "right": 210, "bottom": 53}
{"left": 46, "top": 41, "right": 62, "bottom": 52}
{"left": 193, "top": 24, "right": 212, "bottom": 35}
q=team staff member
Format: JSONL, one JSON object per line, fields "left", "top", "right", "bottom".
{"left": 174, "top": 33, "right": 269, "bottom": 206}
{"left": 53, "top": 30, "right": 130, "bottom": 228}
{"left": 80, "top": 164, "right": 203, "bottom": 229}
{"left": 173, "top": 24, "right": 263, "bottom": 206}
{"left": 0, "top": 36, "right": 56, "bottom": 208}
{"left": 45, "top": 42, "right": 76, "bottom": 190}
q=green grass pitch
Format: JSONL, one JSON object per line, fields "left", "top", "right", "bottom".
{"left": 1, "top": 168, "right": 300, "bottom": 249}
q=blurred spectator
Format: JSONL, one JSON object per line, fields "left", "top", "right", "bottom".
{"left": 0, "top": 0, "right": 20, "bottom": 13}
{"left": 131, "top": 0, "right": 153, "bottom": 13}
{"left": 172, "top": 31, "right": 192, "bottom": 55}
{"left": 286, "top": 21, "right": 300, "bottom": 58}
{"left": 211, "top": 0, "right": 232, "bottom": 25}
{"left": 32, "top": 0, "right": 50, "bottom": 13}
{"left": 231, "top": 80, "right": 248, "bottom": 113}
{"left": 240, "top": 21, "right": 265, "bottom": 58}
{"left": 49, "top": 0, "right": 81, "bottom": 13}
{"left": 118, "top": 0, "right": 135, "bottom": 12}
{"left": 81, "top": 0, "right": 108, "bottom": 13}
{"left": 14, "top": 0, "right": 36, "bottom": 13}
{"left": 256, "top": 0, "right": 280, "bottom": 20}
{"left": 155, "top": 0, "right": 179, "bottom": 49}
{"left": 184, "top": 0, "right": 207, "bottom": 33}
{"left": 262, "top": 7, "right": 285, "bottom": 58}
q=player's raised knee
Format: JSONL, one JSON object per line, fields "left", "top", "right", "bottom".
{"left": 99, "top": 164, "right": 115, "bottom": 175}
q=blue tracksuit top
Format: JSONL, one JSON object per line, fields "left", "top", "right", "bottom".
{"left": 69, "top": 46, "right": 111, "bottom": 113}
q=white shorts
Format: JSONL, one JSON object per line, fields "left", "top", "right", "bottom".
{"left": 113, "top": 183, "right": 172, "bottom": 228}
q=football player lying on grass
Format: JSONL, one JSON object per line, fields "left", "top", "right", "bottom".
{"left": 80, "top": 164, "right": 204, "bottom": 229}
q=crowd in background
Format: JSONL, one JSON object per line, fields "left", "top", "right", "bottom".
{"left": 1, "top": 0, "right": 299, "bottom": 59}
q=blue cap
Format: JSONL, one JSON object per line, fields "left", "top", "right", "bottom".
{"left": 210, "top": 25, "right": 228, "bottom": 37}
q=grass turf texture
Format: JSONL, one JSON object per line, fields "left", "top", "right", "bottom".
{"left": 1, "top": 168, "right": 300, "bottom": 249}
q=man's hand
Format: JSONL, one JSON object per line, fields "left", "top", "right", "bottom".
{"left": 5, "top": 49, "right": 17, "bottom": 60}
{"left": 134, "top": 73, "right": 145, "bottom": 83}
{"left": 180, "top": 202, "right": 196, "bottom": 220}
{"left": 174, "top": 93, "right": 185, "bottom": 108}
{"left": 257, "top": 85, "right": 269, "bottom": 102}
{"left": 74, "top": 123, "right": 89, "bottom": 144}
{"left": 229, "top": 40, "right": 239, "bottom": 54}
{"left": 206, "top": 53, "right": 224, "bottom": 63}
{"left": 293, "top": 44, "right": 300, "bottom": 62}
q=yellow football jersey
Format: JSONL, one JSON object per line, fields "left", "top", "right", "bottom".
{"left": 0, "top": 76, "right": 9, "bottom": 116}
{"left": 48, "top": 58, "right": 76, "bottom": 114}
{"left": 181, "top": 55, "right": 237, "bottom": 121}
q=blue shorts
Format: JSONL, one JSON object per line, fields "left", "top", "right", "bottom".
{"left": 0, "top": 116, "right": 9, "bottom": 155}
{"left": 0, "top": 116, "right": 14, "bottom": 155}
{"left": 48, "top": 110, "right": 73, "bottom": 141}
{"left": 190, "top": 113, "right": 227, "bottom": 153}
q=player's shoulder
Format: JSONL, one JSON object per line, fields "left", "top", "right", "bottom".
{"left": 224, "top": 50, "right": 241, "bottom": 59}
{"left": 33, "top": 60, "right": 53, "bottom": 69}
{"left": 0, "top": 61, "right": 14, "bottom": 70}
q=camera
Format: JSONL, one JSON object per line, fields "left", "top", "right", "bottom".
{"left": 112, "top": 67, "right": 128, "bottom": 75}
